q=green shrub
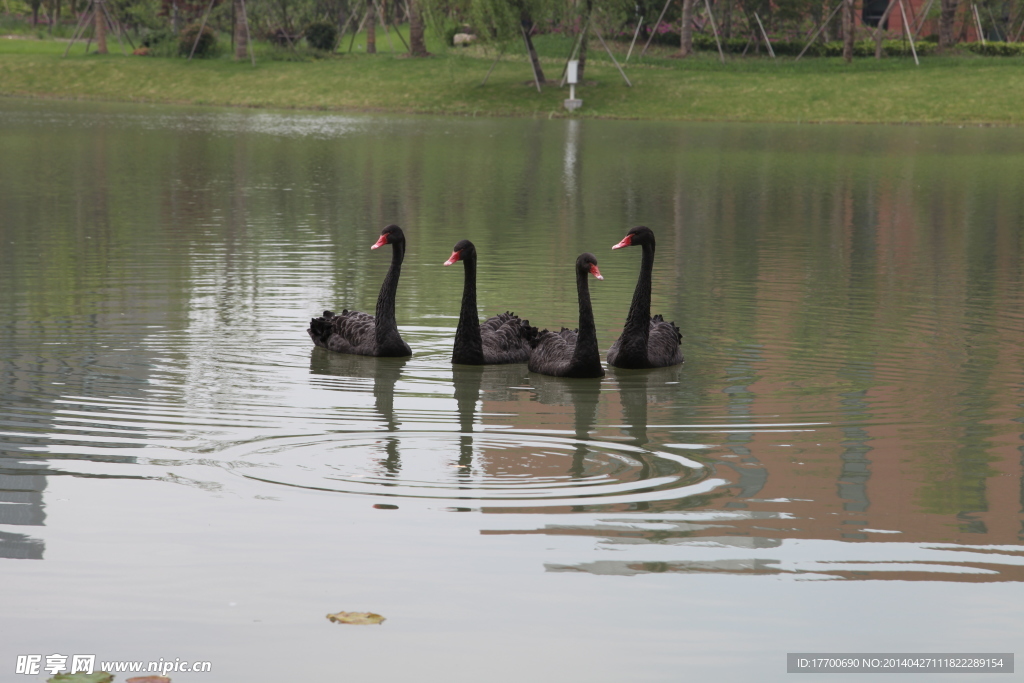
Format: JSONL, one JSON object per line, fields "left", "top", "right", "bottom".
{"left": 681, "top": 34, "right": 938, "bottom": 58}
{"left": 443, "top": 23, "right": 460, "bottom": 46}
{"left": 967, "top": 41, "right": 1024, "bottom": 56}
{"left": 140, "top": 28, "right": 177, "bottom": 57}
{"left": 305, "top": 20, "right": 337, "bottom": 51}
{"left": 178, "top": 23, "right": 218, "bottom": 58}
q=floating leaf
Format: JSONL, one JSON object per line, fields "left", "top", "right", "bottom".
{"left": 127, "top": 677, "right": 172, "bottom": 683}
{"left": 48, "top": 673, "right": 113, "bottom": 683}
{"left": 326, "top": 611, "right": 386, "bottom": 625}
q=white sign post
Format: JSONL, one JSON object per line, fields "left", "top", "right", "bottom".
{"left": 564, "top": 59, "right": 582, "bottom": 111}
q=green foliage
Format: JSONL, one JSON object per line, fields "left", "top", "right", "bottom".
{"left": 442, "top": 21, "right": 461, "bottom": 46}
{"left": 178, "top": 22, "right": 218, "bottom": 57}
{"left": 817, "top": 39, "right": 939, "bottom": 57}
{"left": 305, "top": 20, "right": 338, "bottom": 50}
{"left": 664, "top": 32, "right": 941, "bottom": 58}
{"left": 141, "top": 27, "right": 177, "bottom": 57}
{"left": 966, "top": 40, "right": 1024, "bottom": 56}
{"left": 114, "top": 0, "right": 168, "bottom": 31}
{"left": 468, "top": 0, "right": 521, "bottom": 44}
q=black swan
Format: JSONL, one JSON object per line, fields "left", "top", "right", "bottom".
{"left": 606, "top": 226, "right": 683, "bottom": 369}
{"left": 444, "top": 239, "right": 537, "bottom": 365}
{"left": 307, "top": 224, "right": 412, "bottom": 357}
{"left": 527, "top": 253, "right": 605, "bottom": 379}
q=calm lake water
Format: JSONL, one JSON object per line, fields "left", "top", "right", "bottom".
{"left": 2, "top": 97, "right": 1023, "bottom": 681}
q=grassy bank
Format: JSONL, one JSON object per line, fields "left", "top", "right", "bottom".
{"left": 2, "top": 33, "right": 1023, "bottom": 125}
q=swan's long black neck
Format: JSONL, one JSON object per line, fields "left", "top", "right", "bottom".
{"left": 375, "top": 240, "right": 404, "bottom": 346}
{"left": 623, "top": 241, "right": 655, "bottom": 343}
{"left": 453, "top": 253, "right": 485, "bottom": 364}
{"left": 571, "top": 266, "right": 602, "bottom": 375}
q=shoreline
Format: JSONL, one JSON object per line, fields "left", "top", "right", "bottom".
{"left": 2, "top": 46, "right": 1022, "bottom": 127}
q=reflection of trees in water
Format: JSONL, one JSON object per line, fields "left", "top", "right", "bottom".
{"left": 0, "top": 462, "right": 47, "bottom": 560}
{"left": 309, "top": 348, "right": 407, "bottom": 477}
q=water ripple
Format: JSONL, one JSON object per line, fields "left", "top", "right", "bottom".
{"left": 223, "top": 431, "right": 721, "bottom": 509}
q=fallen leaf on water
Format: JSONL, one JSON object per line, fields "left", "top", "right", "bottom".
{"left": 127, "top": 677, "right": 172, "bottom": 683}
{"left": 48, "top": 674, "right": 113, "bottom": 683}
{"left": 326, "top": 611, "right": 386, "bottom": 625}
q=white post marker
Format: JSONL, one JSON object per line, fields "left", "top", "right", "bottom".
{"left": 564, "top": 59, "right": 582, "bottom": 111}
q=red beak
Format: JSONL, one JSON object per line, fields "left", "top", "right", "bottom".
{"left": 371, "top": 234, "right": 388, "bottom": 250}
{"left": 590, "top": 264, "right": 604, "bottom": 280}
{"left": 612, "top": 234, "right": 632, "bottom": 250}
{"left": 444, "top": 250, "right": 461, "bottom": 266}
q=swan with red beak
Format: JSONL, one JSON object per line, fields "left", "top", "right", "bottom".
{"left": 606, "top": 226, "right": 683, "bottom": 369}
{"left": 307, "top": 224, "right": 412, "bottom": 357}
{"left": 527, "top": 253, "right": 605, "bottom": 378}
{"left": 443, "top": 239, "right": 537, "bottom": 365}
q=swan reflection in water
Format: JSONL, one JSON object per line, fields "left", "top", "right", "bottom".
{"left": 310, "top": 347, "right": 685, "bottom": 496}
{"left": 309, "top": 347, "right": 408, "bottom": 476}
{"left": 527, "top": 375, "right": 603, "bottom": 479}
{"left": 451, "top": 363, "right": 605, "bottom": 487}
{"left": 609, "top": 363, "right": 684, "bottom": 448}
{"left": 451, "top": 363, "right": 530, "bottom": 476}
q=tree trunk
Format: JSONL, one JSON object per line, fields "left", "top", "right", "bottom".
{"left": 521, "top": 18, "right": 546, "bottom": 83}
{"left": 577, "top": 0, "right": 592, "bottom": 81}
{"left": 95, "top": 0, "right": 107, "bottom": 53}
{"left": 842, "top": 0, "right": 854, "bottom": 62}
{"left": 366, "top": 0, "right": 376, "bottom": 53}
{"left": 408, "top": 0, "right": 428, "bottom": 56}
{"left": 577, "top": 27, "right": 588, "bottom": 81}
{"left": 678, "top": 0, "right": 696, "bottom": 56}
{"left": 939, "top": 0, "right": 959, "bottom": 50}
{"left": 233, "top": 0, "right": 248, "bottom": 59}
{"left": 873, "top": 0, "right": 896, "bottom": 58}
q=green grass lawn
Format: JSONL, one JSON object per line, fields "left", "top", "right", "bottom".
{"left": 2, "top": 30, "right": 1023, "bottom": 125}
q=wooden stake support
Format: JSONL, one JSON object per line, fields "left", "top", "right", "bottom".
{"left": 796, "top": 0, "right": 844, "bottom": 60}
{"left": 754, "top": 11, "right": 775, "bottom": 58}
{"left": 592, "top": 26, "right": 632, "bottom": 87}
{"left": 188, "top": 0, "right": 217, "bottom": 60}
{"left": 625, "top": 16, "right": 643, "bottom": 62}
{"left": 640, "top": 0, "right": 674, "bottom": 57}
{"left": 899, "top": 0, "right": 920, "bottom": 64}
{"left": 704, "top": 0, "right": 726, "bottom": 63}
{"left": 521, "top": 24, "right": 542, "bottom": 92}
{"left": 62, "top": 0, "right": 129, "bottom": 57}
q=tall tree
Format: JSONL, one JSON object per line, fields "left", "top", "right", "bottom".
{"left": 409, "top": 0, "right": 429, "bottom": 55}
{"left": 521, "top": 14, "right": 546, "bottom": 83}
{"left": 234, "top": 0, "right": 248, "bottom": 58}
{"left": 677, "top": 0, "right": 696, "bottom": 57}
{"left": 939, "top": 0, "right": 960, "bottom": 49}
{"left": 842, "top": 0, "right": 854, "bottom": 62}
{"left": 366, "top": 0, "right": 376, "bottom": 52}
{"left": 95, "top": 0, "right": 108, "bottom": 53}
{"left": 577, "top": 0, "right": 592, "bottom": 81}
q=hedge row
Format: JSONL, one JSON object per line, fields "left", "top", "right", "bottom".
{"left": 647, "top": 30, "right": 1023, "bottom": 57}
{"left": 965, "top": 40, "right": 1024, "bottom": 56}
